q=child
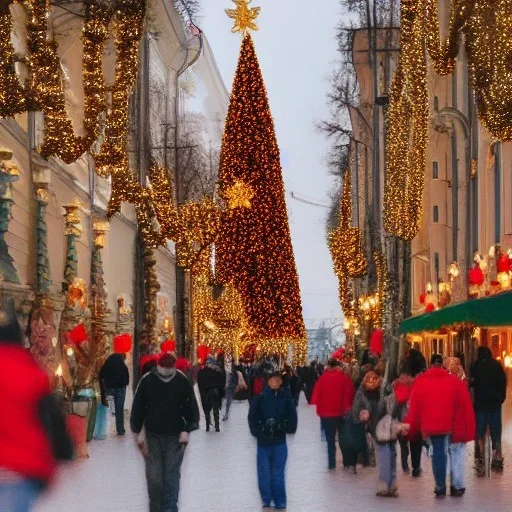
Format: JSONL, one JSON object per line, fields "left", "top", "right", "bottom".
{"left": 374, "top": 374, "right": 411, "bottom": 497}
{"left": 249, "top": 370, "right": 298, "bottom": 510}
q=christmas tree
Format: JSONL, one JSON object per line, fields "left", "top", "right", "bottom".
{"left": 216, "top": 32, "right": 306, "bottom": 361}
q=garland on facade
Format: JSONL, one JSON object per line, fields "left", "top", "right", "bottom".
{"left": 385, "top": 0, "right": 512, "bottom": 241}
{"left": 384, "top": 0, "right": 428, "bottom": 242}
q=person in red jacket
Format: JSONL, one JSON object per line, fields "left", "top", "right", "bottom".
{"left": 406, "top": 354, "right": 474, "bottom": 498}
{"left": 311, "top": 358, "right": 355, "bottom": 469}
{"left": 444, "top": 356, "right": 475, "bottom": 497}
{"left": 0, "top": 300, "right": 69, "bottom": 511}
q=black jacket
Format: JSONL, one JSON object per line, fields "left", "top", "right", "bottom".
{"left": 197, "top": 366, "right": 226, "bottom": 392}
{"left": 130, "top": 370, "right": 199, "bottom": 435}
{"left": 99, "top": 354, "right": 129, "bottom": 389}
{"left": 248, "top": 386, "right": 298, "bottom": 445}
{"left": 470, "top": 358, "right": 507, "bottom": 411}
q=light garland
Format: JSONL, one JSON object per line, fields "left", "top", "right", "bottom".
{"left": 328, "top": 161, "right": 367, "bottom": 279}
{"left": 0, "top": 0, "right": 29, "bottom": 116}
{"left": 385, "top": 0, "right": 512, "bottom": 242}
{"left": 384, "top": 0, "right": 428, "bottom": 241}
{"left": 215, "top": 34, "right": 306, "bottom": 363}
{"left": 374, "top": 250, "right": 387, "bottom": 329}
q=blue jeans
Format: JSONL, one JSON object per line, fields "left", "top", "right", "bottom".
{"left": 107, "top": 387, "right": 126, "bottom": 435}
{"left": 430, "top": 435, "right": 449, "bottom": 490}
{"left": 0, "top": 479, "right": 42, "bottom": 512}
{"left": 321, "top": 417, "right": 341, "bottom": 468}
{"left": 257, "top": 442, "right": 288, "bottom": 508}
{"left": 449, "top": 443, "right": 466, "bottom": 490}
{"left": 146, "top": 433, "right": 185, "bottom": 512}
{"left": 476, "top": 408, "right": 502, "bottom": 449}
{"left": 376, "top": 442, "right": 397, "bottom": 490}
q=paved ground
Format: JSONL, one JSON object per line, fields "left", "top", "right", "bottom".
{"left": 36, "top": 390, "right": 512, "bottom": 512}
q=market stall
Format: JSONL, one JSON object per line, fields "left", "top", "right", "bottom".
{"left": 400, "top": 291, "right": 512, "bottom": 370}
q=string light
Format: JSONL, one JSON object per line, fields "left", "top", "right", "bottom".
{"left": 0, "top": 0, "right": 29, "bottom": 116}
{"left": 384, "top": 0, "right": 428, "bottom": 241}
{"left": 328, "top": 159, "right": 367, "bottom": 279}
{"left": 215, "top": 34, "right": 306, "bottom": 364}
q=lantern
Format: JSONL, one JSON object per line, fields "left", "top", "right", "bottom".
{"left": 69, "top": 323, "right": 87, "bottom": 345}
{"left": 113, "top": 333, "right": 132, "bottom": 354}
{"left": 161, "top": 339, "right": 176, "bottom": 353}
{"left": 370, "top": 329, "right": 384, "bottom": 356}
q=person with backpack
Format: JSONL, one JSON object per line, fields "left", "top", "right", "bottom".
{"left": 249, "top": 370, "right": 298, "bottom": 511}
{"left": 0, "top": 300, "right": 73, "bottom": 512}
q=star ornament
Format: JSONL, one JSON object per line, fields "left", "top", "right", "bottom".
{"left": 225, "top": 0, "right": 261, "bottom": 34}
{"left": 224, "top": 180, "right": 255, "bottom": 209}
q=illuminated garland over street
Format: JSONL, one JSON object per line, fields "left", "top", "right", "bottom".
{"left": 215, "top": 33, "right": 307, "bottom": 363}
{"left": 386, "top": 0, "right": 512, "bottom": 241}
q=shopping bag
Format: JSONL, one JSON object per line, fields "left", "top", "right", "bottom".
{"left": 93, "top": 403, "right": 108, "bottom": 440}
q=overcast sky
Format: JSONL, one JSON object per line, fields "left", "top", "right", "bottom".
{"left": 200, "top": 0, "right": 344, "bottom": 328}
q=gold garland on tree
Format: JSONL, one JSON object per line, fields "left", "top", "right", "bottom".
{"left": 328, "top": 162, "right": 367, "bottom": 279}
{"left": 373, "top": 250, "right": 388, "bottom": 330}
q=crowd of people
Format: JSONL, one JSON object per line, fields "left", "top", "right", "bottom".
{"left": 0, "top": 302, "right": 509, "bottom": 512}
{"left": 309, "top": 345, "right": 507, "bottom": 500}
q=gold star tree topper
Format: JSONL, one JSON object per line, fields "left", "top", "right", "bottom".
{"left": 225, "top": 0, "right": 261, "bottom": 34}
{"left": 224, "top": 180, "right": 255, "bottom": 209}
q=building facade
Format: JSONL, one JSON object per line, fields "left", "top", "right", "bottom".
{"left": 0, "top": 0, "right": 228, "bottom": 386}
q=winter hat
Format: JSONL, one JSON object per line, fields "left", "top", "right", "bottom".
{"left": 430, "top": 354, "right": 444, "bottom": 366}
{"left": 158, "top": 352, "right": 177, "bottom": 368}
{"left": 0, "top": 299, "right": 22, "bottom": 345}
{"left": 265, "top": 369, "right": 283, "bottom": 381}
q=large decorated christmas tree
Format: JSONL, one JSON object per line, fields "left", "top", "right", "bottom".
{"left": 216, "top": 8, "right": 306, "bottom": 362}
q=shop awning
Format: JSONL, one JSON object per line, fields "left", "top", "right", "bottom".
{"left": 400, "top": 291, "right": 512, "bottom": 334}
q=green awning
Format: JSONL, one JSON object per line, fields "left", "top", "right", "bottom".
{"left": 400, "top": 291, "right": 512, "bottom": 334}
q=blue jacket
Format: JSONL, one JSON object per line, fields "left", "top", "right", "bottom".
{"left": 248, "top": 385, "right": 298, "bottom": 445}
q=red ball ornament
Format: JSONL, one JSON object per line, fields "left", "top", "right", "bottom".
{"left": 468, "top": 266, "right": 484, "bottom": 286}
{"left": 175, "top": 358, "right": 191, "bottom": 372}
{"left": 497, "top": 254, "right": 509, "bottom": 273}
{"left": 419, "top": 293, "right": 426, "bottom": 305}
{"left": 332, "top": 347, "right": 345, "bottom": 360}
{"left": 370, "top": 329, "right": 384, "bottom": 356}
{"left": 114, "top": 333, "right": 132, "bottom": 354}
{"left": 425, "top": 303, "right": 435, "bottom": 313}
{"left": 160, "top": 339, "right": 176, "bottom": 353}
{"left": 197, "top": 345, "right": 211, "bottom": 364}
{"left": 69, "top": 323, "right": 87, "bottom": 345}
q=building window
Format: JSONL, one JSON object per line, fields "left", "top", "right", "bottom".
{"left": 434, "top": 96, "right": 439, "bottom": 111}
{"left": 433, "top": 205, "right": 439, "bottom": 223}
{"left": 432, "top": 161, "right": 439, "bottom": 179}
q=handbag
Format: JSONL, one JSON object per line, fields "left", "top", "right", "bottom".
{"left": 339, "top": 415, "right": 366, "bottom": 453}
{"left": 375, "top": 413, "right": 402, "bottom": 442}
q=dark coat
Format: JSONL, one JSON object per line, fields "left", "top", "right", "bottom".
{"left": 248, "top": 386, "right": 298, "bottom": 445}
{"left": 100, "top": 353, "right": 129, "bottom": 389}
{"left": 470, "top": 350, "right": 507, "bottom": 411}
{"left": 130, "top": 370, "right": 199, "bottom": 435}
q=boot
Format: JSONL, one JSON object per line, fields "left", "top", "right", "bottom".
{"left": 205, "top": 412, "right": 211, "bottom": 432}
{"left": 491, "top": 458, "right": 504, "bottom": 472}
{"left": 475, "top": 457, "right": 485, "bottom": 477}
{"left": 214, "top": 406, "right": 220, "bottom": 432}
